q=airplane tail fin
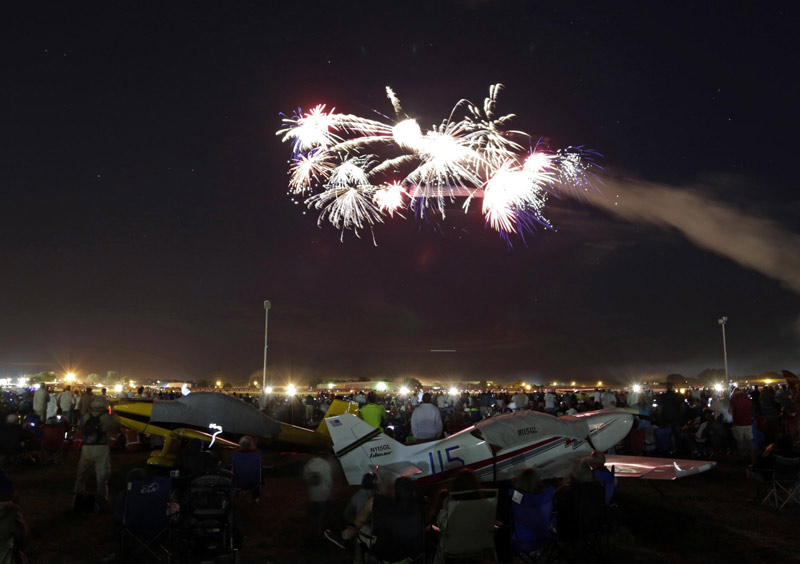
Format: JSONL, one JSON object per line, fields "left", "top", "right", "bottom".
{"left": 315, "top": 399, "right": 360, "bottom": 438}
{"left": 325, "top": 413, "right": 406, "bottom": 485}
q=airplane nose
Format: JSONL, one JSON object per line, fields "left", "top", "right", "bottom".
{"left": 590, "top": 412, "right": 634, "bottom": 451}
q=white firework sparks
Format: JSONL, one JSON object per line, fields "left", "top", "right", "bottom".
{"left": 373, "top": 181, "right": 408, "bottom": 217}
{"left": 288, "top": 150, "right": 336, "bottom": 194}
{"left": 277, "top": 84, "right": 598, "bottom": 242}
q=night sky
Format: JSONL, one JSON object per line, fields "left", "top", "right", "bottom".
{"left": 3, "top": 2, "right": 798, "bottom": 386}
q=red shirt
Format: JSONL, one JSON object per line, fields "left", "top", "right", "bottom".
{"left": 730, "top": 393, "right": 752, "bottom": 426}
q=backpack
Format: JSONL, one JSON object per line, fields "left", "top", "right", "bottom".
{"left": 82, "top": 414, "right": 105, "bottom": 445}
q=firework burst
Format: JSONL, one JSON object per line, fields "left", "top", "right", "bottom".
{"left": 277, "top": 84, "right": 599, "bottom": 243}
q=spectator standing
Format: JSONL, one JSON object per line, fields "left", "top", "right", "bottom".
{"left": 410, "top": 393, "right": 442, "bottom": 441}
{"left": 46, "top": 394, "right": 58, "bottom": 423}
{"left": 544, "top": 390, "right": 557, "bottom": 415}
{"left": 478, "top": 391, "right": 493, "bottom": 418}
{"left": 79, "top": 388, "right": 94, "bottom": 418}
{"left": 511, "top": 390, "right": 529, "bottom": 411}
{"left": 729, "top": 387, "right": 754, "bottom": 461}
{"left": 32, "top": 385, "right": 49, "bottom": 425}
{"left": 303, "top": 455, "right": 333, "bottom": 538}
{"left": 73, "top": 398, "right": 120, "bottom": 512}
{"left": 601, "top": 389, "right": 617, "bottom": 409}
{"left": 58, "top": 386, "right": 74, "bottom": 425}
{"left": 360, "top": 392, "right": 387, "bottom": 430}
{"left": 305, "top": 394, "right": 316, "bottom": 426}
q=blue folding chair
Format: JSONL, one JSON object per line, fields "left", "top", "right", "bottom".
{"left": 653, "top": 426, "right": 673, "bottom": 454}
{"left": 593, "top": 466, "right": 616, "bottom": 506}
{"left": 121, "top": 476, "right": 172, "bottom": 562}
{"left": 232, "top": 450, "right": 262, "bottom": 501}
{"left": 509, "top": 486, "right": 556, "bottom": 560}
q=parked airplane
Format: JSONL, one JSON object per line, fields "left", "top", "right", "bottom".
{"left": 326, "top": 408, "right": 715, "bottom": 485}
{"left": 113, "top": 392, "right": 359, "bottom": 466}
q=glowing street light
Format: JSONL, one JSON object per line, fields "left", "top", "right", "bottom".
{"left": 265, "top": 386, "right": 273, "bottom": 395}
{"left": 287, "top": 384, "right": 297, "bottom": 396}
{"left": 262, "top": 300, "right": 272, "bottom": 395}
{"left": 65, "top": 372, "right": 76, "bottom": 383}
{"left": 399, "top": 386, "right": 410, "bottom": 396}
{"left": 448, "top": 387, "right": 459, "bottom": 396}
{"left": 718, "top": 316, "right": 729, "bottom": 387}
{"left": 633, "top": 384, "right": 642, "bottom": 393}
{"left": 215, "top": 381, "right": 222, "bottom": 388}
{"left": 114, "top": 384, "right": 123, "bottom": 393}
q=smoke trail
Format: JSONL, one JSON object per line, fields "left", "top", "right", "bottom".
{"left": 591, "top": 177, "right": 800, "bottom": 294}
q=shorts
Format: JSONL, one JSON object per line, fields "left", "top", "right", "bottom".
{"left": 732, "top": 424, "right": 753, "bottom": 450}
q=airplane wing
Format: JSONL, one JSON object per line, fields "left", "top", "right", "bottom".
{"left": 382, "top": 461, "right": 424, "bottom": 477}
{"left": 605, "top": 454, "right": 715, "bottom": 480}
{"left": 171, "top": 428, "right": 239, "bottom": 449}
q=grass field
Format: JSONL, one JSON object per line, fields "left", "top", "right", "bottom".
{"left": 7, "top": 447, "right": 799, "bottom": 563}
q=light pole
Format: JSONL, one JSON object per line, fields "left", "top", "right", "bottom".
{"left": 718, "top": 316, "right": 729, "bottom": 387}
{"left": 262, "top": 300, "right": 272, "bottom": 394}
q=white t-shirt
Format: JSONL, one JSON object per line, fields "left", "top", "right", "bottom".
{"left": 58, "top": 391, "right": 73, "bottom": 411}
{"left": 544, "top": 393, "right": 556, "bottom": 409}
{"left": 411, "top": 403, "right": 443, "bottom": 440}
{"left": 302, "top": 457, "right": 333, "bottom": 502}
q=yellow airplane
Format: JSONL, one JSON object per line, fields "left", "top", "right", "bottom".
{"left": 112, "top": 392, "right": 359, "bottom": 467}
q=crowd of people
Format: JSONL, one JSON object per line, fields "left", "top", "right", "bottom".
{"left": 0, "top": 379, "right": 796, "bottom": 561}
{"left": 285, "top": 383, "right": 798, "bottom": 461}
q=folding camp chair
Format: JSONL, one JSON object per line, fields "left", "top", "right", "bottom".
{"left": 509, "top": 486, "right": 556, "bottom": 562}
{"left": 41, "top": 423, "right": 69, "bottom": 464}
{"left": 172, "top": 471, "right": 237, "bottom": 563}
{"left": 593, "top": 466, "right": 616, "bottom": 507}
{"left": 555, "top": 481, "right": 606, "bottom": 542}
{"left": 761, "top": 456, "right": 800, "bottom": 510}
{"left": 231, "top": 450, "right": 262, "bottom": 502}
{"left": 653, "top": 426, "right": 673, "bottom": 455}
{"left": 435, "top": 489, "right": 498, "bottom": 563}
{"left": 366, "top": 494, "right": 426, "bottom": 564}
{"left": 120, "top": 476, "right": 172, "bottom": 562}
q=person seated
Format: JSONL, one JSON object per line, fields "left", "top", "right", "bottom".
{"left": 338, "top": 472, "right": 378, "bottom": 564}
{"left": 177, "top": 438, "right": 219, "bottom": 481}
{"left": 0, "top": 470, "right": 26, "bottom": 564}
{"left": 112, "top": 467, "right": 148, "bottom": 525}
{"left": 431, "top": 468, "right": 484, "bottom": 530}
{"left": 513, "top": 466, "right": 545, "bottom": 495}
{"left": 326, "top": 475, "right": 425, "bottom": 563}
{"left": 747, "top": 434, "right": 798, "bottom": 502}
{"left": 554, "top": 458, "right": 606, "bottom": 541}
{"left": 589, "top": 451, "right": 616, "bottom": 505}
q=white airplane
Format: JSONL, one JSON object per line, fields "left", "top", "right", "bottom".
{"left": 326, "top": 408, "right": 715, "bottom": 485}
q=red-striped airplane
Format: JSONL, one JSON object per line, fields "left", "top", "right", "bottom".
{"left": 326, "top": 408, "right": 715, "bottom": 485}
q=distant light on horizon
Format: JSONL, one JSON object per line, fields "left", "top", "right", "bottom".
{"left": 287, "top": 383, "right": 296, "bottom": 396}
{"left": 399, "top": 386, "right": 410, "bottom": 396}
{"left": 632, "top": 384, "right": 642, "bottom": 393}
{"left": 265, "top": 386, "right": 273, "bottom": 394}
